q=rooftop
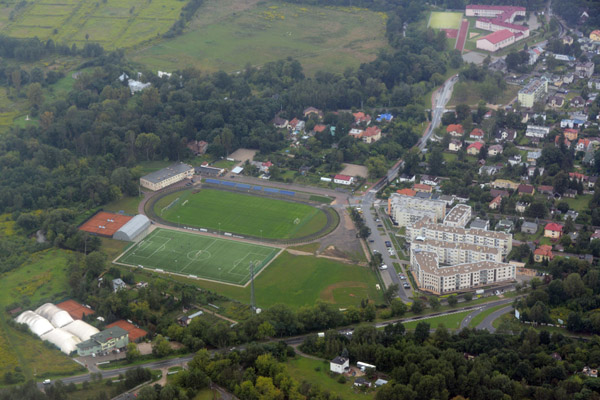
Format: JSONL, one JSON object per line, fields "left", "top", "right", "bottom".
{"left": 519, "top": 79, "right": 547, "bottom": 96}
{"left": 480, "top": 29, "right": 514, "bottom": 44}
{"left": 414, "top": 251, "right": 511, "bottom": 277}
{"left": 91, "top": 326, "right": 128, "bottom": 344}
{"left": 444, "top": 204, "right": 472, "bottom": 224}
{"left": 141, "top": 162, "right": 193, "bottom": 184}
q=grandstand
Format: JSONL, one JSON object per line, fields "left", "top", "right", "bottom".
{"left": 204, "top": 178, "right": 296, "bottom": 197}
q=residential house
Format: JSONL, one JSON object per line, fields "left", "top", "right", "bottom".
{"left": 547, "top": 95, "right": 565, "bottom": 108}
{"left": 449, "top": 139, "right": 462, "bottom": 151}
{"left": 488, "top": 144, "right": 503, "bottom": 156}
{"left": 518, "top": 184, "right": 535, "bottom": 195}
{"left": 470, "top": 218, "right": 490, "bottom": 230}
{"left": 569, "top": 172, "right": 588, "bottom": 183}
{"left": 330, "top": 357, "right": 349, "bottom": 374}
{"left": 591, "top": 229, "right": 600, "bottom": 241}
{"left": 112, "top": 278, "right": 126, "bottom": 293}
{"left": 353, "top": 112, "right": 371, "bottom": 125}
{"left": 420, "top": 175, "right": 441, "bottom": 186}
{"left": 591, "top": 30, "right": 600, "bottom": 41}
{"left": 575, "top": 62, "right": 595, "bottom": 78}
{"left": 576, "top": 139, "right": 591, "bottom": 152}
{"left": 397, "top": 174, "right": 415, "bottom": 183}
{"left": 555, "top": 135, "right": 572, "bottom": 148}
{"left": 521, "top": 221, "right": 538, "bottom": 234}
{"left": 354, "top": 377, "right": 371, "bottom": 388}
{"left": 413, "top": 183, "right": 433, "bottom": 193}
{"left": 479, "top": 165, "right": 502, "bottom": 176}
{"left": 467, "top": 141, "right": 483, "bottom": 156}
{"left": 303, "top": 107, "right": 323, "bottom": 119}
{"left": 566, "top": 210, "right": 579, "bottom": 221}
{"left": 396, "top": 188, "right": 416, "bottom": 197}
{"left": 494, "top": 128, "right": 517, "bottom": 142}
{"left": 527, "top": 150, "right": 542, "bottom": 163}
{"left": 470, "top": 128, "right": 485, "bottom": 140}
{"left": 527, "top": 166, "right": 544, "bottom": 177}
{"left": 377, "top": 113, "right": 393, "bottom": 122}
{"left": 561, "top": 118, "right": 586, "bottom": 128}
{"left": 186, "top": 140, "right": 208, "bottom": 156}
{"left": 515, "top": 201, "right": 529, "bottom": 213}
{"left": 447, "top": 124, "right": 464, "bottom": 137}
{"left": 564, "top": 189, "right": 577, "bottom": 198}
{"left": 544, "top": 223, "right": 563, "bottom": 239}
{"left": 348, "top": 128, "right": 364, "bottom": 138}
{"left": 273, "top": 115, "right": 289, "bottom": 129}
{"left": 571, "top": 96, "right": 585, "bottom": 107}
{"left": 508, "top": 155, "right": 522, "bottom": 166}
{"left": 497, "top": 219, "right": 514, "bottom": 232}
{"left": 361, "top": 126, "right": 382, "bottom": 144}
{"left": 526, "top": 125, "right": 550, "bottom": 139}
{"left": 564, "top": 128, "right": 578, "bottom": 141}
{"left": 313, "top": 124, "right": 327, "bottom": 134}
{"left": 333, "top": 175, "right": 354, "bottom": 185}
{"left": 489, "top": 195, "right": 502, "bottom": 210}
{"left": 563, "top": 73, "right": 574, "bottom": 84}
{"left": 492, "top": 179, "right": 519, "bottom": 190}
{"left": 490, "top": 189, "right": 509, "bottom": 198}
{"left": 582, "top": 367, "right": 598, "bottom": 378}
{"left": 534, "top": 245, "right": 554, "bottom": 262}
{"left": 589, "top": 78, "right": 600, "bottom": 91}
{"left": 563, "top": 36, "right": 574, "bottom": 45}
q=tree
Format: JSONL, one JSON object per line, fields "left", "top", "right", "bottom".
{"left": 428, "top": 148, "right": 443, "bottom": 175}
{"left": 257, "top": 321, "right": 275, "bottom": 340}
{"left": 26, "top": 83, "right": 44, "bottom": 108}
{"left": 414, "top": 321, "right": 430, "bottom": 343}
{"left": 447, "top": 295, "right": 458, "bottom": 307}
{"left": 135, "top": 132, "right": 161, "bottom": 161}
{"left": 383, "top": 284, "right": 399, "bottom": 303}
{"left": 152, "top": 335, "right": 173, "bottom": 358}
{"left": 366, "top": 155, "right": 387, "bottom": 179}
{"left": 410, "top": 299, "right": 425, "bottom": 314}
{"left": 390, "top": 298, "right": 407, "bottom": 317}
{"left": 428, "top": 297, "right": 441, "bottom": 311}
{"left": 126, "top": 342, "right": 141, "bottom": 363}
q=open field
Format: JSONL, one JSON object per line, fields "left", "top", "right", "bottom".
{"left": 286, "top": 356, "right": 375, "bottom": 400}
{"left": 155, "top": 189, "right": 328, "bottom": 240}
{"left": 131, "top": 0, "right": 388, "bottom": 75}
{"left": 116, "top": 228, "right": 280, "bottom": 286}
{"left": 468, "top": 304, "right": 506, "bottom": 328}
{"left": 402, "top": 310, "right": 472, "bottom": 331}
{"left": 0, "top": 249, "right": 85, "bottom": 379}
{"left": 1, "top": 0, "right": 184, "bottom": 49}
{"left": 428, "top": 11, "right": 462, "bottom": 29}
{"left": 127, "top": 251, "right": 383, "bottom": 309}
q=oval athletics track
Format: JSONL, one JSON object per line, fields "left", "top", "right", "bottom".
{"left": 144, "top": 186, "right": 340, "bottom": 244}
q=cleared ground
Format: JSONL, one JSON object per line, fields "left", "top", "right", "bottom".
{"left": 0, "top": 0, "right": 184, "bottom": 49}
{"left": 131, "top": 0, "right": 388, "bottom": 74}
{"left": 116, "top": 228, "right": 280, "bottom": 285}
{"left": 428, "top": 11, "right": 463, "bottom": 29}
{"left": 155, "top": 189, "right": 328, "bottom": 240}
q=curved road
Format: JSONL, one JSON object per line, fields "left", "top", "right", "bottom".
{"left": 459, "top": 298, "right": 515, "bottom": 331}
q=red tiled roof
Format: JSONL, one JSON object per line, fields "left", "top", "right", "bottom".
{"left": 470, "top": 128, "right": 484, "bottom": 137}
{"left": 353, "top": 112, "right": 371, "bottom": 123}
{"left": 490, "top": 195, "right": 502, "bottom": 205}
{"left": 447, "top": 124, "right": 464, "bottom": 134}
{"left": 467, "top": 142, "right": 483, "bottom": 151}
{"left": 545, "top": 223, "right": 563, "bottom": 232}
{"left": 396, "top": 188, "right": 416, "bottom": 197}
{"left": 413, "top": 183, "right": 432, "bottom": 191}
{"left": 518, "top": 184, "right": 535, "bottom": 194}
{"left": 334, "top": 174, "right": 352, "bottom": 181}
{"left": 480, "top": 29, "right": 514, "bottom": 44}
{"left": 534, "top": 245, "right": 553, "bottom": 259}
{"left": 314, "top": 124, "right": 327, "bottom": 133}
{"left": 363, "top": 126, "right": 381, "bottom": 137}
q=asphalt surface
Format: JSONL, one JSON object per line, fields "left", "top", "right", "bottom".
{"left": 459, "top": 298, "right": 515, "bottom": 330}
{"left": 478, "top": 305, "right": 514, "bottom": 333}
{"left": 420, "top": 74, "right": 458, "bottom": 151}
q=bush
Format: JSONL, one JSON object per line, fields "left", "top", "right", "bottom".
{"left": 337, "top": 374, "right": 346, "bottom": 384}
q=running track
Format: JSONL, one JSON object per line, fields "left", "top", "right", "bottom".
{"left": 455, "top": 19, "right": 469, "bottom": 52}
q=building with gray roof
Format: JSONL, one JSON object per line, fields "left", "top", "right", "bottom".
{"left": 113, "top": 215, "right": 150, "bottom": 242}
{"left": 76, "top": 326, "right": 129, "bottom": 356}
{"left": 140, "top": 162, "right": 194, "bottom": 191}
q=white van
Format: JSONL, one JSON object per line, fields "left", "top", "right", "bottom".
{"left": 379, "top": 265, "right": 388, "bottom": 270}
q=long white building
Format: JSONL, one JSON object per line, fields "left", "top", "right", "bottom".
{"left": 140, "top": 162, "right": 194, "bottom": 191}
{"left": 411, "top": 239, "right": 503, "bottom": 265}
{"left": 413, "top": 252, "right": 516, "bottom": 294}
{"left": 387, "top": 193, "right": 447, "bottom": 227}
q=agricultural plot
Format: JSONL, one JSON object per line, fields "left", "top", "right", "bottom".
{"left": 0, "top": 0, "right": 184, "bottom": 49}
{"left": 116, "top": 228, "right": 281, "bottom": 286}
{"left": 131, "top": 0, "right": 388, "bottom": 75}
{"left": 428, "top": 11, "right": 463, "bottom": 29}
{"left": 154, "top": 189, "right": 328, "bottom": 240}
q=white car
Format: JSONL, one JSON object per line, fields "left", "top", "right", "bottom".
{"left": 379, "top": 265, "right": 388, "bottom": 270}
{"left": 43, "top": 380, "right": 51, "bottom": 385}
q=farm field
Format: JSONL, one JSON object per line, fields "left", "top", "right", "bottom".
{"left": 131, "top": 0, "right": 388, "bottom": 75}
{"left": 131, "top": 251, "right": 383, "bottom": 309}
{"left": 155, "top": 189, "right": 328, "bottom": 240}
{"left": 116, "top": 228, "right": 280, "bottom": 286}
{"left": 0, "top": 0, "right": 184, "bottom": 49}
{"left": 428, "top": 11, "right": 462, "bottom": 29}
{"left": 0, "top": 249, "right": 84, "bottom": 379}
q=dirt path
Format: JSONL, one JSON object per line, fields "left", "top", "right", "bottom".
{"left": 196, "top": 306, "right": 238, "bottom": 324}
{"left": 291, "top": 344, "right": 326, "bottom": 361}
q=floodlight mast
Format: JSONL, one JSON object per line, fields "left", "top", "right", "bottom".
{"left": 249, "top": 261, "right": 256, "bottom": 311}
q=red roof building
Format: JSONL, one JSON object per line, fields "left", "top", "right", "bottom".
{"left": 489, "top": 195, "right": 502, "bottom": 210}
{"left": 467, "top": 141, "right": 483, "bottom": 155}
{"left": 569, "top": 172, "right": 588, "bottom": 182}
{"left": 413, "top": 183, "right": 433, "bottom": 193}
{"left": 564, "top": 128, "right": 578, "bottom": 141}
{"left": 544, "top": 223, "right": 563, "bottom": 239}
{"left": 396, "top": 188, "right": 416, "bottom": 196}
{"left": 447, "top": 124, "right": 464, "bottom": 136}
{"left": 534, "top": 245, "right": 554, "bottom": 262}
{"left": 470, "top": 128, "right": 484, "bottom": 139}
{"left": 353, "top": 112, "right": 371, "bottom": 125}
{"left": 313, "top": 124, "right": 327, "bottom": 133}
{"left": 518, "top": 184, "right": 535, "bottom": 195}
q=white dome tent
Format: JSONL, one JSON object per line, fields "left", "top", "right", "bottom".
{"left": 15, "top": 311, "right": 54, "bottom": 337}
{"left": 113, "top": 215, "right": 150, "bottom": 242}
{"left": 35, "top": 303, "right": 74, "bottom": 328}
{"left": 62, "top": 320, "right": 99, "bottom": 341}
{"left": 40, "top": 328, "right": 81, "bottom": 355}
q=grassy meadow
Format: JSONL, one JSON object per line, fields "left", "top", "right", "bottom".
{"left": 428, "top": 11, "right": 462, "bottom": 29}
{"left": 0, "top": 249, "right": 85, "bottom": 380}
{"left": 0, "top": 0, "right": 184, "bottom": 49}
{"left": 131, "top": 0, "right": 388, "bottom": 75}
{"left": 156, "top": 189, "right": 329, "bottom": 240}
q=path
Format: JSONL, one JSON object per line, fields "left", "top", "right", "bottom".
{"left": 196, "top": 306, "right": 238, "bottom": 324}
{"left": 455, "top": 19, "right": 469, "bottom": 53}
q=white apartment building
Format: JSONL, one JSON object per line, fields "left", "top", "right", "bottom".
{"left": 387, "top": 193, "right": 447, "bottom": 227}
{"left": 411, "top": 239, "right": 503, "bottom": 265}
{"left": 443, "top": 204, "right": 472, "bottom": 228}
{"left": 525, "top": 125, "right": 551, "bottom": 139}
{"left": 413, "top": 252, "right": 516, "bottom": 294}
{"left": 518, "top": 79, "right": 548, "bottom": 108}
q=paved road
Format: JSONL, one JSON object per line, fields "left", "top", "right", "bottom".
{"left": 478, "top": 305, "right": 514, "bottom": 333}
{"left": 420, "top": 74, "right": 458, "bottom": 152}
{"left": 459, "top": 298, "right": 515, "bottom": 330}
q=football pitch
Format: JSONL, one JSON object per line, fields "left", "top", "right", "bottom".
{"left": 115, "top": 228, "right": 281, "bottom": 286}
{"left": 154, "top": 189, "right": 329, "bottom": 240}
{"left": 428, "top": 12, "right": 463, "bottom": 29}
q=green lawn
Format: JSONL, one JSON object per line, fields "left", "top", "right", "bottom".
{"left": 565, "top": 194, "right": 592, "bottom": 213}
{"left": 103, "top": 196, "right": 142, "bottom": 215}
{"left": 468, "top": 304, "right": 507, "bottom": 328}
{"left": 402, "top": 311, "right": 472, "bottom": 331}
{"left": 428, "top": 11, "right": 462, "bottom": 29}
{"left": 130, "top": 0, "right": 388, "bottom": 75}
{"left": 155, "top": 189, "right": 329, "bottom": 240}
{"left": 116, "top": 228, "right": 280, "bottom": 285}
{"left": 0, "top": 249, "right": 85, "bottom": 380}
{"left": 135, "top": 251, "right": 384, "bottom": 309}
{"left": 286, "top": 356, "right": 376, "bottom": 400}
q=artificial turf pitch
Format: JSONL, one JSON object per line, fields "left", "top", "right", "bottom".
{"left": 115, "top": 228, "right": 280, "bottom": 285}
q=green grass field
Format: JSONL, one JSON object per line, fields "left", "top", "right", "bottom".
{"left": 0, "top": 249, "right": 85, "bottom": 379}
{"left": 428, "top": 11, "right": 462, "bottom": 29}
{"left": 0, "top": 0, "right": 184, "bottom": 49}
{"left": 402, "top": 310, "right": 472, "bottom": 331}
{"left": 468, "top": 304, "right": 506, "bottom": 328}
{"left": 286, "top": 356, "right": 375, "bottom": 400}
{"left": 131, "top": 0, "right": 388, "bottom": 75}
{"left": 155, "top": 189, "right": 328, "bottom": 240}
{"left": 116, "top": 228, "right": 280, "bottom": 285}
{"left": 130, "top": 251, "right": 383, "bottom": 309}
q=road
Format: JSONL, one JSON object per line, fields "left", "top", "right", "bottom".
{"left": 420, "top": 74, "right": 458, "bottom": 151}
{"left": 478, "top": 305, "right": 513, "bottom": 332}
{"left": 459, "top": 298, "right": 515, "bottom": 330}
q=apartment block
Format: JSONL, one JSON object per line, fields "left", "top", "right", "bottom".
{"left": 387, "top": 193, "right": 446, "bottom": 227}
{"left": 518, "top": 79, "right": 548, "bottom": 108}
{"left": 443, "top": 204, "right": 472, "bottom": 228}
{"left": 411, "top": 239, "right": 503, "bottom": 265}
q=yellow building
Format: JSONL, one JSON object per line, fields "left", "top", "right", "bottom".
{"left": 140, "top": 162, "right": 194, "bottom": 191}
{"left": 590, "top": 30, "right": 600, "bottom": 42}
{"left": 492, "top": 179, "right": 519, "bottom": 190}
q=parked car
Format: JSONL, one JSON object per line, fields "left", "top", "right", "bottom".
{"left": 385, "top": 241, "right": 392, "bottom": 247}
{"left": 379, "top": 264, "right": 388, "bottom": 270}
{"left": 377, "top": 224, "right": 383, "bottom": 228}
{"left": 368, "top": 239, "right": 374, "bottom": 243}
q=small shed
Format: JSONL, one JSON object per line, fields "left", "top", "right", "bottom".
{"left": 330, "top": 356, "right": 349, "bottom": 374}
